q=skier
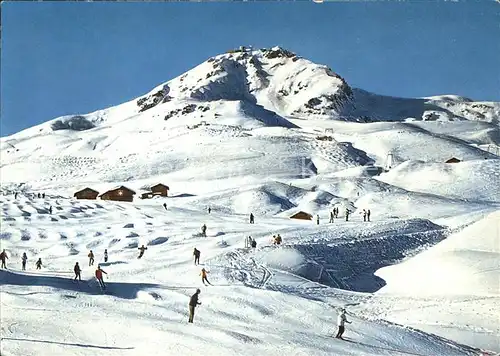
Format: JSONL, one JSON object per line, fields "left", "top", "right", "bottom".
{"left": 249, "top": 213, "right": 254, "bottom": 224}
{"left": 14, "top": 192, "right": 18, "bottom": 199}
{"left": 74, "top": 262, "right": 82, "bottom": 281}
{"left": 88, "top": 250, "right": 95, "bottom": 266}
{"left": 163, "top": 203, "right": 167, "bottom": 211}
{"left": 35, "top": 258, "right": 43, "bottom": 270}
{"left": 200, "top": 268, "right": 211, "bottom": 286}
{"left": 367, "top": 209, "right": 371, "bottom": 222}
{"left": 208, "top": 207, "right": 211, "bottom": 214}
{"left": 95, "top": 265, "right": 107, "bottom": 289}
{"left": 104, "top": 249, "right": 108, "bottom": 263}
{"left": 345, "top": 209, "right": 350, "bottom": 222}
{"left": 188, "top": 288, "right": 202, "bottom": 323}
{"left": 193, "top": 248, "right": 201, "bottom": 265}
{"left": 329, "top": 211, "right": 334, "bottom": 223}
{"left": 251, "top": 239, "right": 257, "bottom": 248}
{"left": 201, "top": 224, "right": 207, "bottom": 237}
{"left": 138, "top": 245, "right": 148, "bottom": 259}
{"left": 335, "top": 309, "right": 351, "bottom": 339}
{"left": 0, "top": 249, "right": 8, "bottom": 269}
{"left": 276, "top": 234, "right": 282, "bottom": 245}
{"left": 317, "top": 215, "right": 320, "bottom": 225}
{"left": 362, "top": 209, "right": 367, "bottom": 222}
{"left": 21, "top": 252, "right": 28, "bottom": 271}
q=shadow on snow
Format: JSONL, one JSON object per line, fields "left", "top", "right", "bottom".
{"left": 0, "top": 270, "right": 161, "bottom": 300}
{"left": 1, "top": 337, "right": 134, "bottom": 350}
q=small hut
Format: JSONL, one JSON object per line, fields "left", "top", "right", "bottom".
{"left": 290, "top": 211, "right": 313, "bottom": 221}
{"left": 151, "top": 183, "right": 170, "bottom": 197}
{"left": 74, "top": 188, "right": 99, "bottom": 200}
{"left": 99, "top": 186, "right": 136, "bottom": 202}
{"left": 445, "top": 157, "right": 461, "bottom": 164}
{"left": 140, "top": 191, "right": 154, "bottom": 199}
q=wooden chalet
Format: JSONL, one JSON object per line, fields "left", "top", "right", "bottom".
{"left": 445, "top": 157, "right": 461, "bottom": 164}
{"left": 290, "top": 211, "right": 313, "bottom": 221}
{"left": 74, "top": 187, "right": 99, "bottom": 200}
{"left": 99, "top": 186, "right": 136, "bottom": 202}
{"left": 150, "top": 183, "right": 170, "bottom": 197}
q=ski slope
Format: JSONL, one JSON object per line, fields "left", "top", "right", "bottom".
{"left": 1, "top": 46, "right": 499, "bottom": 355}
{"left": 0, "top": 195, "right": 488, "bottom": 356}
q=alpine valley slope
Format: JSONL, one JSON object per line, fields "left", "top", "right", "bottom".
{"left": 0, "top": 46, "right": 499, "bottom": 356}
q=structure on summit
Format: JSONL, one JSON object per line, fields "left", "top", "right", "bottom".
{"left": 99, "top": 186, "right": 136, "bottom": 202}
{"left": 74, "top": 187, "right": 99, "bottom": 200}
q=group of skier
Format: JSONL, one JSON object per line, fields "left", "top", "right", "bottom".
{"left": 71, "top": 261, "right": 106, "bottom": 288}
{"left": 327, "top": 207, "right": 371, "bottom": 223}
{"left": 245, "top": 236, "right": 257, "bottom": 248}
{"left": 13, "top": 191, "right": 46, "bottom": 200}
{"left": 1, "top": 250, "right": 43, "bottom": 270}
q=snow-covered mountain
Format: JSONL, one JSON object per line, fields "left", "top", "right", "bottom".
{"left": 1, "top": 46, "right": 499, "bottom": 356}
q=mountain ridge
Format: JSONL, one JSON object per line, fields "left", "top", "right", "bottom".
{"left": 2, "top": 46, "right": 499, "bottom": 140}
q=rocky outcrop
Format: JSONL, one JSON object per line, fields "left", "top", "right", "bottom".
{"left": 262, "top": 47, "right": 297, "bottom": 60}
{"left": 164, "top": 104, "right": 211, "bottom": 121}
{"left": 51, "top": 116, "right": 96, "bottom": 131}
{"left": 137, "top": 84, "right": 171, "bottom": 112}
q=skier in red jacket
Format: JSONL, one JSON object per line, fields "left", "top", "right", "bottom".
{"left": 95, "top": 265, "right": 107, "bottom": 289}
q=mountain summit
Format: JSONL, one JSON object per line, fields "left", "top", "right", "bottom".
{"left": 136, "top": 46, "right": 354, "bottom": 120}
{"left": 4, "top": 46, "right": 499, "bottom": 138}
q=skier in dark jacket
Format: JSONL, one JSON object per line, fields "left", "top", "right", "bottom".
{"left": 74, "top": 262, "right": 82, "bottom": 281}
{"left": 201, "top": 224, "right": 207, "bottom": 237}
{"left": 193, "top": 248, "right": 201, "bottom": 265}
{"left": 367, "top": 209, "right": 371, "bottom": 222}
{"left": 249, "top": 213, "right": 254, "bottom": 224}
{"left": 104, "top": 249, "right": 108, "bottom": 263}
{"left": 35, "top": 258, "right": 43, "bottom": 270}
{"left": 138, "top": 245, "right": 148, "bottom": 259}
{"left": 22, "top": 252, "right": 28, "bottom": 270}
{"left": 188, "top": 289, "right": 202, "bottom": 323}
{"left": 0, "top": 249, "right": 8, "bottom": 269}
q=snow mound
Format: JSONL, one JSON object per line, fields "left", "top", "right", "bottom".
{"left": 375, "top": 210, "right": 500, "bottom": 296}
{"left": 378, "top": 159, "right": 500, "bottom": 203}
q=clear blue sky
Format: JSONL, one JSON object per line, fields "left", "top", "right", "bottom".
{"left": 1, "top": 1, "right": 499, "bottom": 136}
